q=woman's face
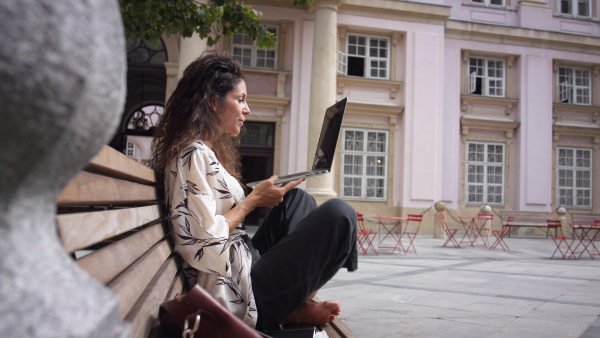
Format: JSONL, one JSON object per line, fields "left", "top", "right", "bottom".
{"left": 217, "top": 80, "right": 250, "bottom": 135}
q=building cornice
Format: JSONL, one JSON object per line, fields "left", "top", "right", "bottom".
{"left": 337, "top": 76, "right": 403, "bottom": 100}
{"left": 346, "top": 101, "right": 404, "bottom": 125}
{"left": 446, "top": 20, "right": 600, "bottom": 55}
{"left": 339, "top": 0, "right": 451, "bottom": 26}
{"left": 460, "top": 116, "right": 520, "bottom": 138}
{"left": 247, "top": 96, "right": 290, "bottom": 117}
{"left": 249, "top": 0, "right": 451, "bottom": 25}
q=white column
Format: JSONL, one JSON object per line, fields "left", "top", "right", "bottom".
{"left": 178, "top": 32, "right": 208, "bottom": 79}
{"left": 305, "top": 0, "right": 340, "bottom": 202}
{"left": 164, "top": 62, "right": 179, "bottom": 102}
{"left": 177, "top": 0, "right": 209, "bottom": 79}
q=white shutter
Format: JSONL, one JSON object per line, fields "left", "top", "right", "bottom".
{"left": 337, "top": 50, "right": 347, "bottom": 75}
{"left": 468, "top": 72, "right": 477, "bottom": 94}
{"left": 559, "top": 81, "right": 570, "bottom": 102}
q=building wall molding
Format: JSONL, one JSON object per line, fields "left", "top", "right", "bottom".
{"left": 446, "top": 20, "right": 600, "bottom": 55}
{"left": 337, "top": 77, "right": 403, "bottom": 100}
{"left": 339, "top": 0, "right": 451, "bottom": 26}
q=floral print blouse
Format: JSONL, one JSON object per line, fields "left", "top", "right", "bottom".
{"left": 164, "top": 141, "right": 257, "bottom": 327}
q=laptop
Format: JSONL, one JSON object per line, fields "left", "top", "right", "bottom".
{"left": 247, "top": 97, "right": 348, "bottom": 187}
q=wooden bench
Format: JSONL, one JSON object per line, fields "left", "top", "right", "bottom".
{"left": 501, "top": 211, "right": 551, "bottom": 238}
{"left": 56, "top": 145, "right": 355, "bottom": 338}
{"left": 570, "top": 212, "right": 600, "bottom": 226}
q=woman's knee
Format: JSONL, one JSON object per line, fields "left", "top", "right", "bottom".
{"left": 320, "top": 198, "right": 357, "bottom": 231}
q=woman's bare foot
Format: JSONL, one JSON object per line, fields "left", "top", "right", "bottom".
{"left": 282, "top": 299, "right": 341, "bottom": 326}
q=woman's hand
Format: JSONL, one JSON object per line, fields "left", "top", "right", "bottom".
{"left": 247, "top": 176, "right": 305, "bottom": 208}
{"left": 223, "top": 176, "right": 304, "bottom": 232}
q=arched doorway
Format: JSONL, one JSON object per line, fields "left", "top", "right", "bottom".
{"left": 110, "top": 38, "right": 167, "bottom": 158}
{"left": 123, "top": 104, "right": 164, "bottom": 164}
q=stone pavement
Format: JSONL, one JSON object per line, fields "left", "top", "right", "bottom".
{"left": 317, "top": 236, "right": 600, "bottom": 338}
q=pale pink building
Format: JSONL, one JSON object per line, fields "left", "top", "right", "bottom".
{"left": 116, "top": 0, "right": 600, "bottom": 233}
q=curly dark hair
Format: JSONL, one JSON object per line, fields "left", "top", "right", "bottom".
{"left": 151, "top": 51, "right": 244, "bottom": 181}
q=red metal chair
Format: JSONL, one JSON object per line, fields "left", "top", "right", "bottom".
{"left": 547, "top": 219, "right": 575, "bottom": 259}
{"left": 440, "top": 213, "right": 460, "bottom": 248}
{"left": 489, "top": 216, "right": 513, "bottom": 251}
{"left": 356, "top": 212, "right": 378, "bottom": 255}
{"left": 395, "top": 214, "right": 423, "bottom": 254}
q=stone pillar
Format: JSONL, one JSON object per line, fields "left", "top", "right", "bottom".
{"left": 0, "top": 0, "right": 128, "bottom": 337}
{"left": 434, "top": 202, "right": 446, "bottom": 239}
{"left": 480, "top": 204, "right": 493, "bottom": 241}
{"left": 557, "top": 206, "right": 569, "bottom": 237}
{"left": 177, "top": 1, "right": 208, "bottom": 79}
{"left": 305, "top": 0, "right": 340, "bottom": 203}
{"left": 165, "top": 61, "right": 180, "bottom": 102}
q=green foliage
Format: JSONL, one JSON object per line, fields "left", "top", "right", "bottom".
{"left": 121, "top": 0, "right": 314, "bottom": 49}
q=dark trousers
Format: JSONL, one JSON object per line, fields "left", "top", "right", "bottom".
{"left": 250, "top": 189, "right": 357, "bottom": 331}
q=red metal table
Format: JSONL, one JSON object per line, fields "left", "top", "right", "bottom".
{"left": 372, "top": 216, "right": 407, "bottom": 253}
{"left": 571, "top": 223, "right": 600, "bottom": 259}
{"left": 458, "top": 215, "right": 492, "bottom": 248}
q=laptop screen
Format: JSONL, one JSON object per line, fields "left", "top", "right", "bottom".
{"left": 312, "top": 97, "right": 348, "bottom": 170}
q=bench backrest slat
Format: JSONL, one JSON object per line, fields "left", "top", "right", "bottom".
{"left": 57, "top": 171, "right": 158, "bottom": 206}
{"left": 87, "top": 145, "right": 157, "bottom": 185}
{"left": 126, "top": 258, "right": 185, "bottom": 338}
{"left": 108, "top": 238, "right": 174, "bottom": 319}
{"left": 76, "top": 222, "right": 169, "bottom": 285}
{"left": 57, "top": 205, "right": 163, "bottom": 253}
{"left": 571, "top": 212, "right": 600, "bottom": 224}
{"left": 500, "top": 211, "right": 548, "bottom": 223}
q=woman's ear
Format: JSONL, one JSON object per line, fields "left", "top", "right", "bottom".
{"left": 210, "top": 96, "right": 221, "bottom": 113}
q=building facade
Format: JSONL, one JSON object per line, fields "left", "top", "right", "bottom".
{"left": 120, "top": 0, "right": 600, "bottom": 233}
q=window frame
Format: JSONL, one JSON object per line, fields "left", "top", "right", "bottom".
{"left": 465, "top": 141, "right": 506, "bottom": 206}
{"left": 467, "top": 56, "right": 506, "bottom": 98}
{"left": 231, "top": 24, "right": 279, "bottom": 69}
{"left": 556, "top": 147, "right": 593, "bottom": 208}
{"left": 557, "top": 65, "right": 592, "bottom": 106}
{"left": 125, "top": 140, "right": 136, "bottom": 158}
{"left": 469, "top": 0, "right": 506, "bottom": 8}
{"left": 341, "top": 128, "right": 389, "bottom": 201}
{"left": 558, "top": 0, "right": 592, "bottom": 19}
{"left": 337, "top": 33, "right": 390, "bottom": 80}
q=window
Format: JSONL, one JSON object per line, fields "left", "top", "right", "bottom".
{"left": 342, "top": 129, "right": 388, "bottom": 200}
{"left": 231, "top": 25, "right": 278, "bottom": 69}
{"left": 338, "top": 34, "right": 389, "bottom": 79}
{"left": 126, "top": 105, "right": 164, "bottom": 136}
{"left": 558, "top": 66, "right": 591, "bottom": 105}
{"left": 557, "top": 147, "right": 592, "bottom": 208}
{"left": 126, "top": 141, "right": 136, "bottom": 158}
{"left": 240, "top": 122, "right": 274, "bottom": 147}
{"left": 559, "top": 0, "right": 591, "bottom": 18}
{"left": 468, "top": 57, "right": 505, "bottom": 97}
{"left": 127, "top": 38, "right": 167, "bottom": 64}
{"left": 466, "top": 142, "right": 505, "bottom": 205}
{"left": 470, "top": 0, "right": 505, "bottom": 7}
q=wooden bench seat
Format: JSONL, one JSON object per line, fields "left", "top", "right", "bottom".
{"left": 56, "top": 145, "right": 355, "bottom": 338}
{"left": 507, "top": 222, "right": 550, "bottom": 238}
{"left": 502, "top": 211, "right": 552, "bottom": 238}
{"left": 570, "top": 212, "right": 600, "bottom": 226}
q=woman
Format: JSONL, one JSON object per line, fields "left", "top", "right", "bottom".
{"left": 152, "top": 51, "right": 357, "bottom": 331}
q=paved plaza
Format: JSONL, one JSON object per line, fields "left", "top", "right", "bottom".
{"left": 317, "top": 235, "right": 600, "bottom": 338}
